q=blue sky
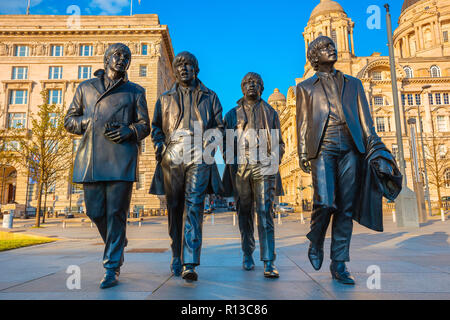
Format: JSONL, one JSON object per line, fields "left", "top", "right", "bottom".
{"left": 1, "top": 0, "right": 404, "bottom": 113}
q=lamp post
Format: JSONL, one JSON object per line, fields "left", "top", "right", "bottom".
{"left": 417, "top": 85, "right": 433, "bottom": 217}
{"left": 385, "top": 4, "right": 420, "bottom": 228}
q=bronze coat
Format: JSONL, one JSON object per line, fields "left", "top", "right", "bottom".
{"left": 221, "top": 99, "right": 285, "bottom": 197}
{"left": 149, "top": 81, "right": 224, "bottom": 195}
{"left": 296, "top": 73, "right": 377, "bottom": 160}
{"left": 64, "top": 69, "right": 150, "bottom": 183}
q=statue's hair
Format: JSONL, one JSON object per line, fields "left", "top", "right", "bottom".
{"left": 307, "top": 36, "right": 336, "bottom": 71}
{"left": 241, "top": 72, "right": 264, "bottom": 94}
{"left": 172, "top": 51, "right": 200, "bottom": 76}
{"left": 104, "top": 43, "right": 132, "bottom": 70}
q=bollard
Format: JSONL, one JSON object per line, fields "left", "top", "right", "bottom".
{"left": 62, "top": 220, "right": 66, "bottom": 229}
{"left": 139, "top": 219, "right": 142, "bottom": 227}
{"left": 90, "top": 222, "right": 93, "bottom": 228}
{"left": 277, "top": 212, "right": 282, "bottom": 225}
{"left": 392, "top": 209, "right": 396, "bottom": 223}
{"left": 441, "top": 208, "right": 446, "bottom": 222}
{"left": 300, "top": 212, "right": 305, "bottom": 224}
{"left": 211, "top": 213, "right": 215, "bottom": 225}
{"left": 233, "top": 212, "right": 236, "bottom": 226}
{"left": 2, "top": 211, "right": 13, "bottom": 229}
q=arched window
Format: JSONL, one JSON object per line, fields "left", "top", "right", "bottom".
{"left": 445, "top": 169, "right": 450, "bottom": 188}
{"left": 430, "top": 65, "right": 441, "bottom": 78}
{"left": 404, "top": 66, "right": 413, "bottom": 78}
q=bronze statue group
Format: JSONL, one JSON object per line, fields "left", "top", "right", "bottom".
{"left": 64, "top": 37, "right": 402, "bottom": 289}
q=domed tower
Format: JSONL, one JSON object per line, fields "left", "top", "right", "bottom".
{"left": 394, "top": 0, "right": 449, "bottom": 59}
{"left": 268, "top": 88, "right": 286, "bottom": 111}
{"left": 303, "top": 0, "right": 356, "bottom": 76}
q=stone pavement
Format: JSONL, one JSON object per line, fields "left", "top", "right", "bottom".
{"left": 0, "top": 212, "right": 449, "bottom": 300}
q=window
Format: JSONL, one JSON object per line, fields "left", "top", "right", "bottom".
{"left": 404, "top": 66, "right": 413, "bottom": 78}
{"left": 48, "top": 90, "right": 62, "bottom": 105}
{"left": 140, "top": 139, "right": 146, "bottom": 154}
{"left": 372, "top": 71, "right": 382, "bottom": 81}
{"left": 439, "top": 145, "right": 447, "bottom": 159}
{"left": 48, "top": 113, "right": 58, "bottom": 127}
{"left": 374, "top": 96, "right": 384, "bottom": 106}
{"left": 437, "top": 116, "right": 447, "bottom": 132}
{"left": 407, "top": 94, "right": 414, "bottom": 106}
{"left": 444, "top": 31, "right": 449, "bottom": 43}
{"left": 376, "top": 117, "right": 386, "bottom": 133}
{"left": 14, "top": 45, "right": 29, "bottom": 57}
{"left": 139, "top": 65, "right": 147, "bottom": 77}
{"left": 9, "top": 90, "right": 28, "bottom": 105}
{"left": 78, "top": 66, "right": 92, "bottom": 79}
{"left": 401, "top": 94, "right": 406, "bottom": 106}
{"left": 12, "top": 66, "right": 28, "bottom": 80}
{"left": 444, "top": 93, "right": 449, "bottom": 105}
{"left": 49, "top": 66, "right": 63, "bottom": 79}
{"left": 392, "top": 144, "right": 398, "bottom": 160}
{"left": 436, "top": 93, "right": 442, "bottom": 105}
{"left": 4, "top": 141, "right": 20, "bottom": 151}
{"left": 50, "top": 45, "right": 63, "bottom": 57}
{"left": 8, "top": 113, "right": 26, "bottom": 128}
{"left": 141, "top": 44, "right": 148, "bottom": 55}
{"left": 136, "top": 173, "right": 145, "bottom": 190}
{"left": 73, "top": 139, "right": 81, "bottom": 153}
{"left": 429, "top": 93, "right": 434, "bottom": 105}
{"left": 331, "top": 29, "right": 337, "bottom": 46}
{"left": 430, "top": 65, "right": 441, "bottom": 78}
{"left": 445, "top": 169, "right": 450, "bottom": 188}
{"left": 415, "top": 94, "right": 421, "bottom": 105}
{"left": 80, "top": 45, "right": 93, "bottom": 56}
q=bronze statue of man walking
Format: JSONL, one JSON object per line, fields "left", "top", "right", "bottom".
{"left": 65, "top": 43, "right": 150, "bottom": 289}
{"left": 150, "top": 51, "right": 224, "bottom": 282}
{"left": 222, "top": 72, "right": 285, "bottom": 278}
{"left": 296, "top": 36, "right": 395, "bottom": 285}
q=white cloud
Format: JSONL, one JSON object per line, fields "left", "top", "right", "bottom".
{"left": 0, "top": 0, "right": 44, "bottom": 14}
{"left": 89, "top": 0, "right": 129, "bottom": 15}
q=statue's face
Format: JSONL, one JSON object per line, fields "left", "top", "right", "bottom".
{"left": 107, "top": 49, "right": 131, "bottom": 73}
{"left": 317, "top": 40, "right": 338, "bottom": 66}
{"left": 174, "top": 59, "right": 196, "bottom": 85}
{"left": 242, "top": 76, "right": 262, "bottom": 101}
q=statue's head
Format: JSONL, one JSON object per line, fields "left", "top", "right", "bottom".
{"left": 104, "top": 43, "right": 132, "bottom": 73}
{"left": 307, "top": 36, "right": 338, "bottom": 71}
{"left": 241, "top": 72, "right": 264, "bottom": 101}
{"left": 172, "top": 51, "right": 199, "bottom": 85}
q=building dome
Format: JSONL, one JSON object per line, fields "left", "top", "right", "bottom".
{"left": 310, "top": 0, "right": 346, "bottom": 19}
{"left": 268, "top": 88, "right": 286, "bottom": 104}
{"left": 401, "top": 0, "right": 426, "bottom": 12}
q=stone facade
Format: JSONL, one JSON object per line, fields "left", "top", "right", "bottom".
{"left": 0, "top": 14, "right": 175, "bottom": 215}
{"left": 269, "top": 0, "right": 450, "bottom": 211}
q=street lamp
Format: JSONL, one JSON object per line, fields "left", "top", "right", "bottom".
{"left": 385, "top": 3, "right": 420, "bottom": 228}
{"left": 417, "top": 85, "right": 433, "bottom": 217}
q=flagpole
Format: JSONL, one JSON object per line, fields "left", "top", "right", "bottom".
{"left": 130, "top": 0, "right": 133, "bottom": 16}
{"left": 26, "top": 0, "right": 31, "bottom": 15}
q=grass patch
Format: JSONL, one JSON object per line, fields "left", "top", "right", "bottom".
{"left": 0, "top": 231, "right": 57, "bottom": 252}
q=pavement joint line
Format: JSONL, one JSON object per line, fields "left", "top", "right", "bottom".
{"left": 0, "top": 271, "right": 58, "bottom": 292}
{"left": 279, "top": 249, "right": 337, "bottom": 300}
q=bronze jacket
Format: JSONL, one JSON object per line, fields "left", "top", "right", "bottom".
{"left": 149, "top": 80, "right": 225, "bottom": 195}
{"left": 64, "top": 69, "right": 150, "bottom": 183}
{"left": 221, "top": 99, "right": 285, "bottom": 197}
{"left": 296, "top": 72, "right": 377, "bottom": 160}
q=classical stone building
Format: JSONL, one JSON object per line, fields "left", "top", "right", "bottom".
{"left": 269, "top": 0, "right": 450, "bottom": 211}
{"left": 0, "top": 14, "right": 175, "bottom": 215}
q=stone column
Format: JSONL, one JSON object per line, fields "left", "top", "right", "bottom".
{"left": 350, "top": 28, "right": 355, "bottom": 55}
{"left": 423, "top": 90, "right": 432, "bottom": 133}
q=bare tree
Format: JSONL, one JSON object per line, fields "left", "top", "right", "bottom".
{"left": 424, "top": 130, "right": 450, "bottom": 212}
{"left": 7, "top": 91, "right": 72, "bottom": 227}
